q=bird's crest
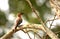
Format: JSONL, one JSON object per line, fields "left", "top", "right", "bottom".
{"left": 17, "top": 13, "right": 23, "bottom": 17}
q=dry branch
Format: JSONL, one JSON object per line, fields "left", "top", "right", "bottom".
{"left": 0, "top": 23, "right": 59, "bottom": 39}
{"left": 0, "top": 0, "right": 59, "bottom": 39}
{"left": 25, "top": 0, "right": 59, "bottom": 39}
{"left": 0, "top": 24, "right": 42, "bottom": 39}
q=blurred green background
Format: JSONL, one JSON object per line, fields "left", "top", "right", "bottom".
{"left": 0, "top": 0, "right": 60, "bottom": 39}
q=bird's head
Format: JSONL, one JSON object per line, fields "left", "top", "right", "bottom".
{"left": 17, "top": 12, "right": 24, "bottom": 17}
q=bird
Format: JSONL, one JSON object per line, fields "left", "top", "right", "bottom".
{"left": 14, "top": 13, "right": 23, "bottom": 29}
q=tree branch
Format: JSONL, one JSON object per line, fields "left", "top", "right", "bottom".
{"left": 0, "top": 23, "right": 59, "bottom": 39}
{"left": 25, "top": 0, "right": 59, "bottom": 39}
{"left": 0, "top": 0, "right": 59, "bottom": 39}
{"left": 0, "top": 24, "right": 42, "bottom": 39}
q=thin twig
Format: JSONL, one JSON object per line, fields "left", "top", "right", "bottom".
{"left": 27, "top": 32, "right": 32, "bottom": 39}
{"left": 26, "top": 0, "right": 59, "bottom": 39}
{"left": 44, "top": 18, "right": 58, "bottom": 24}
{"left": 22, "top": 29, "right": 43, "bottom": 39}
{"left": 45, "top": 15, "right": 56, "bottom": 39}
{"left": 34, "top": 32, "right": 42, "bottom": 39}
{"left": 26, "top": 30, "right": 43, "bottom": 39}
{"left": 50, "top": 14, "right": 56, "bottom": 28}
{"left": 26, "top": 28, "right": 32, "bottom": 39}
{"left": 22, "top": 29, "right": 41, "bottom": 39}
{"left": 22, "top": 29, "right": 32, "bottom": 39}
{"left": 44, "top": 0, "right": 58, "bottom": 38}
{"left": 0, "top": 24, "right": 43, "bottom": 39}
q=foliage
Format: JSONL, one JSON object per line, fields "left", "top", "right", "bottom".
{"left": 0, "top": 0, "right": 60, "bottom": 39}
{"left": 8, "top": 0, "right": 51, "bottom": 23}
{"left": 0, "top": 11, "right": 7, "bottom": 26}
